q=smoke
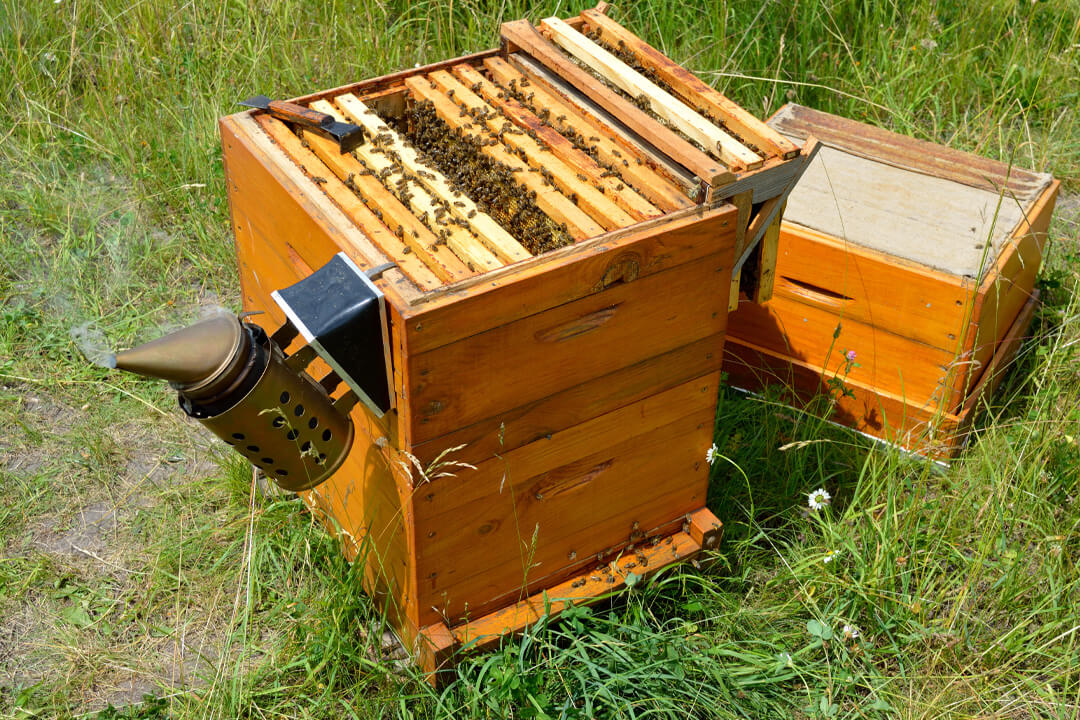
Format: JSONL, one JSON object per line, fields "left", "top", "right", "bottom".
{"left": 70, "top": 322, "right": 116, "bottom": 369}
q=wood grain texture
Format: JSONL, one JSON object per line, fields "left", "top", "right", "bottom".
{"left": 254, "top": 114, "right": 443, "bottom": 291}
{"left": 483, "top": 56, "right": 693, "bottom": 213}
{"left": 500, "top": 19, "right": 732, "bottom": 186}
{"left": 752, "top": 205, "right": 784, "bottom": 303}
{"left": 769, "top": 103, "right": 1053, "bottom": 201}
{"left": 403, "top": 74, "right": 605, "bottom": 241}
{"left": 539, "top": 17, "right": 761, "bottom": 170}
{"left": 413, "top": 391, "right": 715, "bottom": 625}
{"left": 314, "top": 98, "right": 502, "bottom": 274}
{"left": 450, "top": 525, "right": 704, "bottom": 651}
{"left": 407, "top": 249, "right": 730, "bottom": 442}
{"left": 428, "top": 69, "right": 636, "bottom": 231}
{"left": 726, "top": 289, "right": 980, "bottom": 411}
{"left": 771, "top": 222, "right": 974, "bottom": 351}
{"left": 401, "top": 204, "right": 736, "bottom": 355}
{"left": 334, "top": 92, "right": 532, "bottom": 264}
{"left": 723, "top": 337, "right": 963, "bottom": 457}
{"left": 409, "top": 332, "right": 723, "bottom": 467}
{"left": 580, "top": 8, "right": 798, "bottom": 160}
{"left": 220, "top": 115, "right": 418, "bottom": 305}
{"left": 451, "top": 63, "right": 662, "bottom": 222}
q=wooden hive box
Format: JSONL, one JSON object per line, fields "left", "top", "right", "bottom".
{"left": 217, "top": 8, "right": 813, "bottom": 675}
{"left": 723, "top": 104, "right": 1059, "bottom": 457}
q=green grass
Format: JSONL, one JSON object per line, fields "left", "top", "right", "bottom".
{"left": 1, "top": 0, "right": 1079, "bottom": 717}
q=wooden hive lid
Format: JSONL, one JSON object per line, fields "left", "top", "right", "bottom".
{"left": 768, "top": 104, "right": 1054, "bottom": 279}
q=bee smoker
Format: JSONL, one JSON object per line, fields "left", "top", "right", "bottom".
{"left": 111, "top": 253, "right": 394, "bottom": 492}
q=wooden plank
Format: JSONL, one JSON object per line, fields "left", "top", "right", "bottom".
{"left": 752, "top": 204, "right": 784, "bottom": 303}
{"left": 726, "top": 289, "right": 982, "bottom": 412}
{"left": 772, "top": 222, "right": 974, "bottom": 351}
{"left": 540, "top": 17, "right": 761, "bottom": 171}
{"left": 428, "top": 69, "right": 637, "bottom": 231}
{"left": 580, "top": 8, "right": 799, "bottom": 160}
{"left": 509, "top": 53, "right": 700, "bottom": 193}
{"left": 967, "top": 179, "right": 1058, "bottom": 371}
{"left": 220, "top": 115, "right": 418, "bottom": 306}
{"left": 292, "top": 116, "right": 473, "bottom": 283}
{"left": 313, "top": 98, "right": 502, "bottom": 274}
{"left": 483, "top": 56, "right": 692, "bottom": 213}
{"left": 500, "top": 20, "right": 732, "bottom": 187}
{"left": 334, "top": 92, "right": 532, "bottom": 264}
{"left": 959, "top": 291, "right": 1039, "bottom": 419}
{"left": 414, "top": 401, "right": 713, "bottom": 624}
{"left": 722, "top": 336, "right": 964, "bottom": 459}
{"left": 768, "top": 103, "right": 1053, "bottom": 201}
{"left": 415, "top": 375, "right": 717, "bottom": 517}
{"left": 408, "top": 249, "right": 730, "bottom": 442}
{"left": 450, "top": 63, "right": 662, "bottom": 222}
{"left": 254, "top": 115, "right": 443, "bottom": 291}
{"left": 402, "top": 204, "right": 736, "bottom": 355}
{"left": 451, "top": 527, "right": 703, "bottom": 651}
{"left": 733, "top": 137, "right": 820, "bottom": 270}
{"left": 410, "top": 332, "right": 723, "bottom": 467}
{"left": 403, "top": 75, "right": 605, "bottom": 241}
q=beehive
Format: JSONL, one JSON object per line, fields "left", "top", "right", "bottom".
{"left": 219, "top": 8, "right": 814, "bottom": 674}
{"left": 723, "top": 104, "right": 1059, "bottom": 457}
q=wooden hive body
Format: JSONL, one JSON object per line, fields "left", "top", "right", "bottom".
{"left": 724, "top": 104, "right": 1059, "bottom": 456}
{"left": 217, "top": 9, "right": 811, "bottom": 673}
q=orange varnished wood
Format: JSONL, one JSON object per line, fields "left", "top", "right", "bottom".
{"left": 580, "top": 9, "right": 798, "bottom": 160}
{"left": 500, "top": 19, "right": 732, "bottom": 187}
{"left": 451, "top": 63, "right": 662, "bottom": 222}
{"left": 403, "top": 75, "right": 605, "bottom": 242}
{"left": 727, "top": 290, "right": 981, "bottom": 412}
{"left": 410, "top": 332, "right": 723, "bottom": 467}
{"left": 413, "top": 391, "right": 715, "bottom": 624}
{"left": 408, "top": 249, "right": 730, "bottom": 442}
{"left": 401, "top": 205, "right": 736, "bottom": 355}
{"left": 483, "top": 56, "right": 692, "bottom": 212}
{"left": 254, "top": 115, "right": 442, "bottom": 291}
{"left": 428, "top": 69, "right": 636, "bottom": 231}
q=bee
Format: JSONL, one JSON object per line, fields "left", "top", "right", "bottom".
{"left": 401, "top": 245, "right": 411, "bottom": 254}
{"left": 575, "top": 173, "right": 587, "bottom": 182}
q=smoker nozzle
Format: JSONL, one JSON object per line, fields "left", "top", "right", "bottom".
{"left": 113, "top": 314, "right": 354, "bottom": 492}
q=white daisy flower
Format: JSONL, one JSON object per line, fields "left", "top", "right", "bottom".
{"left": 706, "top": 443, "right": 719, "bottom": 465}
{"left": 808, "top": 487, "right": 831, "bottom": 510}
{"left": 823, "top": 549, "right": 839, "bottom": 564}
{"left": 842, "top": 624, "right": 859, "bottom": 639}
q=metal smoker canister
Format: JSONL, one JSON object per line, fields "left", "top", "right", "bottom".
{"left": 114, "top": 314, "right": 353, "bottom": 492}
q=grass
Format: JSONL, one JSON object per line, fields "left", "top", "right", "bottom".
{"left": 1, "top": 0, "right": 1078, "bottom": 716}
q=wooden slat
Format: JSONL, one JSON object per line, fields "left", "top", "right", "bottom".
{"left": 414, "top": 397, "right": 713, "bottom": 624}
{"left": 221, "top": 115, "right": 423, "bottom": 306}
{"left": 334, "top": 92, "right": 532, "bottom": 264}
{"left": 768, "top": 103, "right": 1053, "bottom": 201}
{"left": 312, "top": 98, "right": 501, "bottom": 274}
{"left": 722, "top": 336, "right": 963, "bottom": 458}
{"left": 408, "top": 248, "right": 729, "bottom": 442}
{"left": 254, "top": 115, "right": 443, "bottom": 291}
{"left": 540, "top": 17, "right": 761, "bottom": 171}
{"left": 451, "top": 63, "right": 662, "bottom": 222}
{"left": 451, "top": 526, "right": 703, "bottom": 651}
{"left": 428, "top": 69, "right": 636, "bottom": 231}
{"left": 726, "top": 289, "right": 980, "bottom": 411}
{"left": 773, "top": 222, "right": 973, "bottom": 351}
{"left": 410, "top": 332, "right": 722, "bottom": 467}
{"left": 752, "top": 203, "right": 784, "bottom": 303}
{"left": 509, "top": 53, "right": 700, "bottom": 193}
{"left": 403, "top": 75, "right": 605, "bottom": 241}
{"left": 402, "top": 204, "right": 736, "bottom": 355}
{"left": 485, "top": 56, "right": 692, "bottom": 212}
{"left": 300, "top": 129, "right": 473, "bottom": 282}
{"left": 500, "top": 19, "right": 732, "bottom": 187}
{"left": 580, "top": 8, "right": 799, "bottom": 160}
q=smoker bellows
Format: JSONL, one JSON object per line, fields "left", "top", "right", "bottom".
{"left": 112, "top": 6, "right": 815, "bottom": 680}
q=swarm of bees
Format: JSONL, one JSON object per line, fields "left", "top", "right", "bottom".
{"left": 390, "top": 100, "right": 573, "bottom": 254}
